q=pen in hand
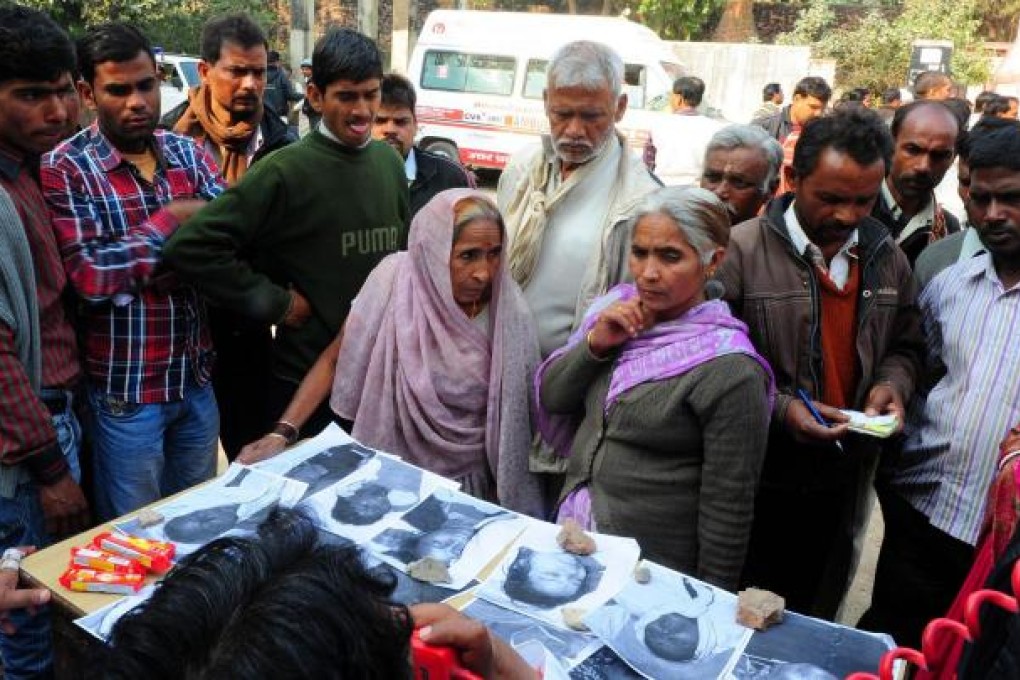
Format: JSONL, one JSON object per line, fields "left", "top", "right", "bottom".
{"left": 796, "top": 388, "right": 845, "bottom": 453}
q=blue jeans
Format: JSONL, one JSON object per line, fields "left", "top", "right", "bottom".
{"left": 0, "top": 389, "right": 82, "bottom": 679}
{"left": 89, "top": 381, "right": 218, "bottom": 521}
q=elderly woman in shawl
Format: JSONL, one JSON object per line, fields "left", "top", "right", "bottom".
{"left": 238, "top": 190, "right": 543, "bottom": 516}
{"left": 537, "top": 186, "right": 774, "bottom": 590}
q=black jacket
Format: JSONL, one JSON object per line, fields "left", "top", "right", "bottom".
{"left": 159, "top": 100, "right": 297, "bottom": 166}
{"left": 263, "top": 65, "right": 302, "bottom": 119}
{"left": 870, "top": 192, "right": 961, "bottom": 266}
{"left": 751, "top": 105, "right": 794, "bottom": 142}
{"left": 409, "top": 147, "right": 473, "bottom": 217}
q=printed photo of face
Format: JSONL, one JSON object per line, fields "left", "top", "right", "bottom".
{"left": 503, "top": 548, "right": 603, "bottom": 610}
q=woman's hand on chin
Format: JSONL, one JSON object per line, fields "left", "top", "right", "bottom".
{"left": 587, "top": 298, "right": 654, "bottom": 358}
{"left": 237, "top": 435, "right": 289, "bottom": 465}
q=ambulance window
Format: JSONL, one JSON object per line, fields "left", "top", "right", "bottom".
{"left": 523, "top": 59, "right": 548, "bottom": 99}
{"left": 421, "top": 51, "right": 516, "bottom": 96}
{"left": 624, "top": 64, "right": 646, "bottom": 109}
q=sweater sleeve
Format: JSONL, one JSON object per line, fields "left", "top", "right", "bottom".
{"left": 539, "top": 341, "right": 612, "bottom": 415}
{"left": 163, "top": 160, "right": 292, "bottom": 324}
{"left": 689, "top": 354, "right": 771, "bottom": 591}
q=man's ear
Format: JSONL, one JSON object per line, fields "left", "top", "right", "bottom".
{"left": 783, "top": 164, "right": 798, "bottom": 194}
{"left": 615, "top": 92, "right": 628, "bottom": 123}
{"left": 197, "top": 60, "right": 211, "bottom": 85}
{"left": 306, "top": 82, "right": 322, "bottom": 113}
{"left": 78, "top": 80, "right": 96, "bottom": 112}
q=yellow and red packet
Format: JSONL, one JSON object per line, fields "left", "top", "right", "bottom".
{"left": 59, "top": 567, "right": 145, "bottom": 595}
{"left": 92, "top": 532, "right": 175, "bottom": 574}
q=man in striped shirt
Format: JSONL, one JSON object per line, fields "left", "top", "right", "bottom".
{"left": 0, "top": 7, "right": 90, "bottom": 677}
{"left": 862, "top": 120, "right": 1020, "bottom": 647}
{"left": 41, "top": 24, "right": 224, "bottom": 521}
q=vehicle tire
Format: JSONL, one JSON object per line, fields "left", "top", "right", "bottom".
{"left": 423, "top": 139, "right": 460, "bottom": 163}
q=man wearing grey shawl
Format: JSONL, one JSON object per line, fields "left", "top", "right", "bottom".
{"left": 497, "top": 40, "right": 660, "bottom": 360}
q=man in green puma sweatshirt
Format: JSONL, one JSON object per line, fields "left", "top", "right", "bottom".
{"left": 165, "top": 28, "right": 409, "bottom": 440}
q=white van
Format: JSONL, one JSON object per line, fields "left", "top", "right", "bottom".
{"left": 407, "top": 10, "right": 684, "bottom": 170}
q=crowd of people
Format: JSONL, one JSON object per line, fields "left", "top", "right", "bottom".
{"left": 0, "top": 3, "right": 1018, "bottom": 678}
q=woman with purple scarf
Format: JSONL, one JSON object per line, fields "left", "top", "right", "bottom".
{"left": 238, "top": 190, "right": 544, "bottom": 517}
{"left": 537, "top": 187, "right": 775, "bottom": 590}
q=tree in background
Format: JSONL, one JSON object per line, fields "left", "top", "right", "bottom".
{"left": 19, "top": 0, "right": 282, "bottom": 54}
{"left": 636, "top": 0, "right": 725, "bottom": 40}
{"left": 780, "top": 0, "right": 990, "bottom": 93}
{"left": 976, "top": 0, "right": 1020, "bottom": 42}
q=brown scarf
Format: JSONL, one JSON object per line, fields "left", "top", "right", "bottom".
{"left": 173, "top": 85, "right": 261, "bottom": 186}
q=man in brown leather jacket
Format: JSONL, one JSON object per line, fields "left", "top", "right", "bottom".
{"left": 716, "top": 108, "right": 924, "bottom": 620}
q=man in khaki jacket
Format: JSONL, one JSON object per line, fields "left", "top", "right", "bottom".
{"left": 716, "top": 108, "right": 924, "bottom": 620}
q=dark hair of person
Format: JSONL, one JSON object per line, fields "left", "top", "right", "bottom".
{"left": 502, "top": 547, "right": 601, "bottom": 609}
{"left": 102, "top": 508, "right": 414, "bottom": 680}
{"left": 311, "top": 28, "right": 383, "bottom": 92}
{"left": 882, "top": 88, "right": 901, "bottom": 105}
{"left": 940, "top": 98, "right": 972, "bottom": 133}
{"left": 673, "top": 76, "right": 705, "bottom": 107}
{"left": 842, "top": 87, "right": 869, "bottom": 102}
{"left": 967, "top": 119, "right": 1020, "bottom": 172}
{"left": 382, "top": 73, "right": 417, "bottom": 112}
{"left": 913, "top": 71, "right": 952, "bottom": 98}
{"left": 792, "top": 108, "right": 893, "bottom": 178}
{"left": 0, "top": 5, "right": 76, "bottom": 86}
{"left": 793, "top": 76, "right": 832, "bottom": 104}
{"left": 763, "top": 82, "right": 782, "bottom": 102}
{"left": 200, "top": 13, "right": 268, "bottom": 64}
{"left": 975, "top": 90, "right": 1001, "bottom": 114}
{"left": 890, "top": 100, "right": 961, "bottom": 140}
{"left": 983, "top": 96, "right": 1011, "bottom": 118}
{"left": 267, "top": 50, "right": 281, "bottom": 63}
{"left": 643, "top": 613, "right": 699, "bottom": 662}
{"left": 77, "top": 22, "right": 155, "bottom": 85}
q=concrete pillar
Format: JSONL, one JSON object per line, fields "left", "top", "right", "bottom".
{"left": 360, "top": 0, "right": 379, "bottom": 42}
{"left": 289, "top": 0, "right": 316, "bottom": 72}
{"left": 391, "top": 0, "right": 410, "bottom": 73}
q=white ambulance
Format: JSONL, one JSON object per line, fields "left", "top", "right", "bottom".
{"left": 406, "top": 10, "right": 685, "bottom": 171}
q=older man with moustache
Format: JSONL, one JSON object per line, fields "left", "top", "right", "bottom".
{"left": 699, "top": 124, "right": 783, "bottom": 225}
{"left": 497, "top": 40, "right": 659, "bottom": 360}
{"left": 161, "top": 14, "right": 296, "bottom": 459}
{"left": 871, "top": 101, "right": 961, "bottom": 265}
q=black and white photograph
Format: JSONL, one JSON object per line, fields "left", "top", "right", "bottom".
{"left": 582, "top": 562, "right": 750, "bottom": 680}
{"left": 74, "top": 585, "right": 155, "bottom": 642}
{"left": 252, "top": 423, "right": 377, "bottom": 499}
{"left": 477, "top": 522, "right": 640, "bottom": 630}
{"left": 303, "top": 454, "right": 455, "bottom": 543}
{"left": 569, "top": 645, "right": 643, "bottom": 680}
{"left": 362, "top": 555, "right": 472, "bottom": 606}
{"left": 462, "top": 598, "right": 603, "bottom": 669}
{"left": 725, "top": 610, "right": 893, "bottom": 680}
{"left": 367, "top": 487, "right": 528, "bottom": 590}
{"left": 115, "top": 465, "right": 307, "bottom": 556}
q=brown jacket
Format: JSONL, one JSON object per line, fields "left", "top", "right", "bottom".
{"left": 716, "top": 195, "right": 924, "bottom": 489}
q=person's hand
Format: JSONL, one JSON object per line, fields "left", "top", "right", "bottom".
{"left": 863, "top": 382, "right": 905, "bottom": 434}
{"left": 587, "top": 298, "right": 654, "bottom": 358}
{"left": 411, "top": 603, "right": 538, "bottom": 680}
{"left": 38, "top": 474, "right": 90, "bottom": 537}
{"left": 163, "top": 198, "right": 208, "bottom": 223}
{"left": 282, "top": 289, "right": 312, "bottom": 329}
{"left": 783, "top": 398, "right": 850, "bottom": 444}
{"left": 0, "top": 546, "right": 51, "bottom": 634}
{"left": 237, "top": 435, "right": 288, "bottom": 465}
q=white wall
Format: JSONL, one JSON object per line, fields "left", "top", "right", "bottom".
{"left": 667, "top": 41, "right": 835, "bottom": 123}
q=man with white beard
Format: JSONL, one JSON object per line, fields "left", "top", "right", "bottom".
{"left": 497, "top": 41, "right": 660, "bottom": 359}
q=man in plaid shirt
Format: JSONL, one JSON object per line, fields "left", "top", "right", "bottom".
{"left": 41, "top": 23, "right": 224, "bottom": 520}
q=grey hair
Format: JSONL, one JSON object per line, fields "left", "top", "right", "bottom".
{"left": 546, "top": 40, "right": 624, "bottom": 100}
{"left": 630, "top": 187, "right": 730, "bottom": 265}
{"left": 706, "top": 124, "right": 784, "bottom": 195}
{"left": 453, "top": 195, "right": 503, "bottom": 242}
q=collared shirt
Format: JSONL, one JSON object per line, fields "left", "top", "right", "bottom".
{"left": 784, "top": 201, "right": 858, "bottom": 290}
{"left": 0, "top": 147, "right": 80, "bottom": 469}
{"left": 40, "top": 124, "right": 224, "bottom": 403}
{"left": 881, "top": 179, "right": 936, "bottom": 244}
{"left": 889, "top": 253, "right": 1020, "bottom": 544}
{"left": 404, "top": 147, "right": 417, "bottom": 185}
{"left": 202, "top": 126, "right": 263, "bottom": 168}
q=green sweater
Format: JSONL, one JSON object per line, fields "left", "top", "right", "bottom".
{"left": 165, "top": 131, "right": 409, "bottom": 382}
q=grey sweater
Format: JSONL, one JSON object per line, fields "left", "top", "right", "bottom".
{"left": 541, "top": 343, "right": 770, "bottom": 591}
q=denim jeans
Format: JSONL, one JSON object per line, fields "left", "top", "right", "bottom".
{"left": 0, "top": 389, "right": 82, "bottom": 679}
{"left": 89, "top": 381, "right": 218, "bottom": 521}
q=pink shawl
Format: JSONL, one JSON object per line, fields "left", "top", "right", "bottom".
{"left": 330, "top": 189, "right": 544, "bottom": 516}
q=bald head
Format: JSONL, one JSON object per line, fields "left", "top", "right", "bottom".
{"left": 888, "top": 101, "right": 959, "bottom": 211}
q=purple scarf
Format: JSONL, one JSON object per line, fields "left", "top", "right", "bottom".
{"left": 534, "top": 284, "right": 775, "bottom": 528}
